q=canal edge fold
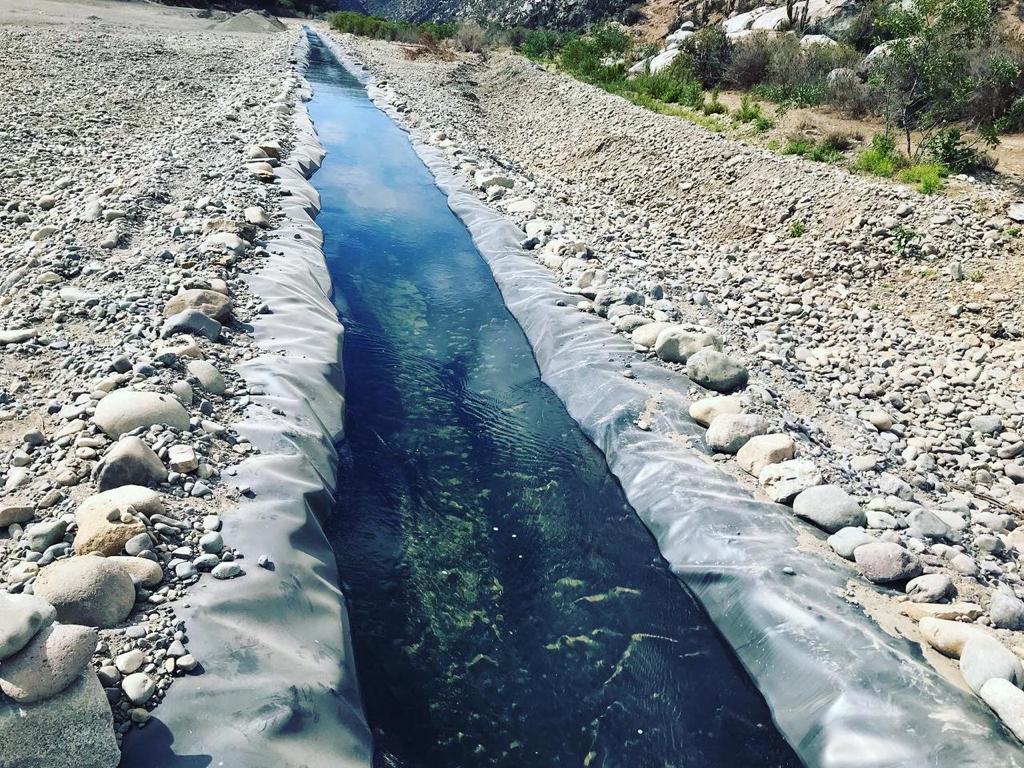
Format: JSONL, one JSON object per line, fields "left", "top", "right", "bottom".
{"left": 119, "top": 30, "right": 373, "bottom": 768}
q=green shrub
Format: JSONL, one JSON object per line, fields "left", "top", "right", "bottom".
{"left": 897, "top": 162, "right": 949, "bottom": 193}
{"left": 679, "top": 26, "right": 732, "bottom": 86}
{"left": 923, "top": 127, "right": 988, "bottom": 172}
{"left": 630, "top": 72, "right": 703, "bottom": 106}
{"left": 783, "top": 136, "right": 816, "bottom": 155}
{"left": 789, "top": 220, "right": 808, "bottom": 237}
{"left": 855, "top": 133, "right": 908, "bottom": 177}
{"left": 519, "top": 28, "right": 570, "bottom": 60}
{"left": 329, "top": 11, "right": 456, "bottom": 43}
{"left": 702, "top": 87, "right": 727, "bottom": 114}
{"left": 734, "top": 94, "right": 764, "bottom": 122}
{"left": 725, "top": 32, "right": 772, "bottom": 88}
{"left": 559, "top": 35, "right": 624, "bottom": 84}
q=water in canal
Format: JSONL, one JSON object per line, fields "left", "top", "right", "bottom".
{"left": 304, "top": 33, "right": 802, "bottom": 768}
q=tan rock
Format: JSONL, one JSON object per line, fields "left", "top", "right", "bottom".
{"left": 93, "top": 389, "right": 190, "bottom": 438}
{"left": 901, "top": 602, "right": 983, "bottom": 622}
{"left": 688, "top": 395, "right": 742, "bottom": 428}
{"left": 33, "top": 555, "right": 135, "bottom": 628}
{"left": 73, "top": 486, "right": 161, "bottom": 556}
{"left": 918, "top": 617, "right": 989, "bottom": 659}
{"left": 0, "top": 623, "right": 97, "bottom": 703}
{"left": 108, "top": 556, "right": 163, "bottom": 588}
{"left": 736, "top": 433, "right": 796, "bottom": 476}
{"left": 162, "top": 288, "right": 232, "bottom": 321}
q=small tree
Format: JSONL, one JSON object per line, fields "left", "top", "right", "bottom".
{"left": 870, "top": 0, "right": 994, "bottom": 155}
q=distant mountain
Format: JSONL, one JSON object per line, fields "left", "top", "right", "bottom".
{"left": 362, "top": 0, "right": 630, "bottom": 28}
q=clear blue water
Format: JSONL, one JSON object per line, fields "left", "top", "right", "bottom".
{"left": 305, "top": 33, "right": 801, "bottom": 768}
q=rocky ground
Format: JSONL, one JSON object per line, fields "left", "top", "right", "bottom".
{"left": 332, "top": 29, "right": 1024, "bottom": 742}
{"left": 0, "top": 1, "right": 303, "bottom": 763}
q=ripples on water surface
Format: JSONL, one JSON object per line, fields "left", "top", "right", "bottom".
{"left": 304, "top": 32, "right": 802, "bottom": 768}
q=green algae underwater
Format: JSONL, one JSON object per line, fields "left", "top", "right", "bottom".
{"left": 303, "top": 32, "right": 800, "bottom": 768}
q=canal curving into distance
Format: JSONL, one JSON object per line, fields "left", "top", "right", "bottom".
{"left": 304, "top": 32, "right": 802, "bottom": 768}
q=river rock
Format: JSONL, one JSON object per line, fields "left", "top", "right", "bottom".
{"left": 736, "top": 433, "right": 795, "bottom": 475}
{"left": 705, "top": 413, "right": 768, "bottom": 454}
{"left": 0, "top": 594, "right": 56, "bottom": 660}
{"left": 792, "top": 485, "right": 866, "bottom": 533}
{"left": 918, "top": 617, "right": 988, "bottom": 658}
{"left": 906, "top": 508, "right": 954, "bottom": 541}
{"left": 826, "top": 526, "right": 875, "bottom": 560}
{"left": 25, "top": 519, "right": 68, "bottom": 552}
{"left": 74, "top": 485, "right": 160, "bottom": 556}
{"left": 906, "top": 573, "right": 956, "bottom": 603}
{"left": 244, "top": 206, "right": 269, "bottom": 226}
{"left": 631, "top": 321, "right": 672, "bottom": 348}
{"left": 991, "top": 591, "right": 1024, "bottom": 630}
{"left": 122, "top": 672, "right": 156, "bottom": 705}
{"left": 654, "top": 326, "right": 722, "bottom": 364}
{"left": 759, "top": 459, "right": 823, "bottom": 504}
{"left": 960, "top": 635, "right": 1024, "bottom": 694}
{"left": 980, "top": 678, "right": 1024, "bottom": 741}
{"left": 686, "top": 348, "right": 749, "bottom": 393}
{"left": 33, "top": 555, "right": 135, "bottom": 628}
{"left": 93, "top": 390, "right": 190, "bottom": 438}
{"left": 688, "top": 395, "right": 742, "bottom": 427}
{"left": 108, "top": 556, "right": 164, "bottom": 588}
{"left": 162, "top": 309, "right": 222, "bottom": 340}
{"left": 95, "top": 435, "right": 166, "bottom": 491}
{"left": 0, "top": 623, "right": 97, "bottom": 703}
{"left": 187, "top": 359, "right": 226, "bottom": 395}
{"left": 853, "top": 542, "right": 922, "bottom": 583}
{"left": 163, "top": 288, "right": 232, "bottom": 321}
{"left": 0, "top": 670, "right": 120, "bottom": 768}
{"left": 0, "top": 498, "right": 34, "bottom": 526}
{"left": 115, "top": 649, "right": 145, "bottom": 674}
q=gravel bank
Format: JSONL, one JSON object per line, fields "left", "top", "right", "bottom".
{"left": 0, "top": 3, "right": 353, "bottom": 764}
{"left": 332, "top": 30, "right": 1024, "bottom": 748}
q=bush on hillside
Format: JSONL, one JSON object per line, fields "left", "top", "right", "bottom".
{"left": 455, "top": 22, "right": 486, "bottom": 52}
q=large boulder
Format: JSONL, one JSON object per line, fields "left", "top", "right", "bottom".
{"left": 649, "top": 47, "right": 685, "bottom": 74}
{"left": 162, "top": 288, "right": 232, "bottom": 321}
{"left": 980, "top": 678, "right": 1024, "bottom": 742}
{"left": 0, "top": 623, "right": 97, "bottom": 703}
{"left": 960, "top": 635, "right": 1024, "bottom": 694}
{"left": 0, "top": 594, "right": 56, "bottom": 661}
{"left": 736, "top": 433, "right": 795, "bottom": 475}
{"left": 990, "top": 590, "right": 1024, "bottom": 630}
{"left": 33, "top": 555, "right": 135, "bottom": 628}
{"left": 686, "top": 348, "right": 749, "bottom": 393}
{"left": 186, "top": 359, "right": 226, "bottom": 395}
{"left": 631, "top": 321, "right": 673, "bottom": 348}
{"left": 73, "top": 485, "right": 160, "bottom": 556}
{"left": 759, "top": 459, "right": 822, "bottom": 503}
{"left": 792, "top": 484, "right": 866, "bottom": 533}
{"left": 689, "top": 395, "right": 743, "bottom": 427}
{"left": 0, "top": 670, "right": 120, "bottom": 768}
{"left": 94, "top": 436, "right": 166, "bottom": 491}
{"left": 108, "top": 556, "right": 164, "bottom": 588}
{"left": 93, "top": 390, "right": 189, "bottom": 438}
{"left": 654, "top": 326, "right": 722, "bottom": 364}
{"left": 918, "top": 617, "right": 988, "bottom": 658}
{"left": 161, "top": 309, "right": 222, "bottom": 341}
{"left": 705, "top": 413, "right": 768, "bottom": 454}
{"left": 906, "top": 574, "right": 956, "bottom": 604}
{"left": 853, "top": 542, "right": 922, "bottom": 583}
